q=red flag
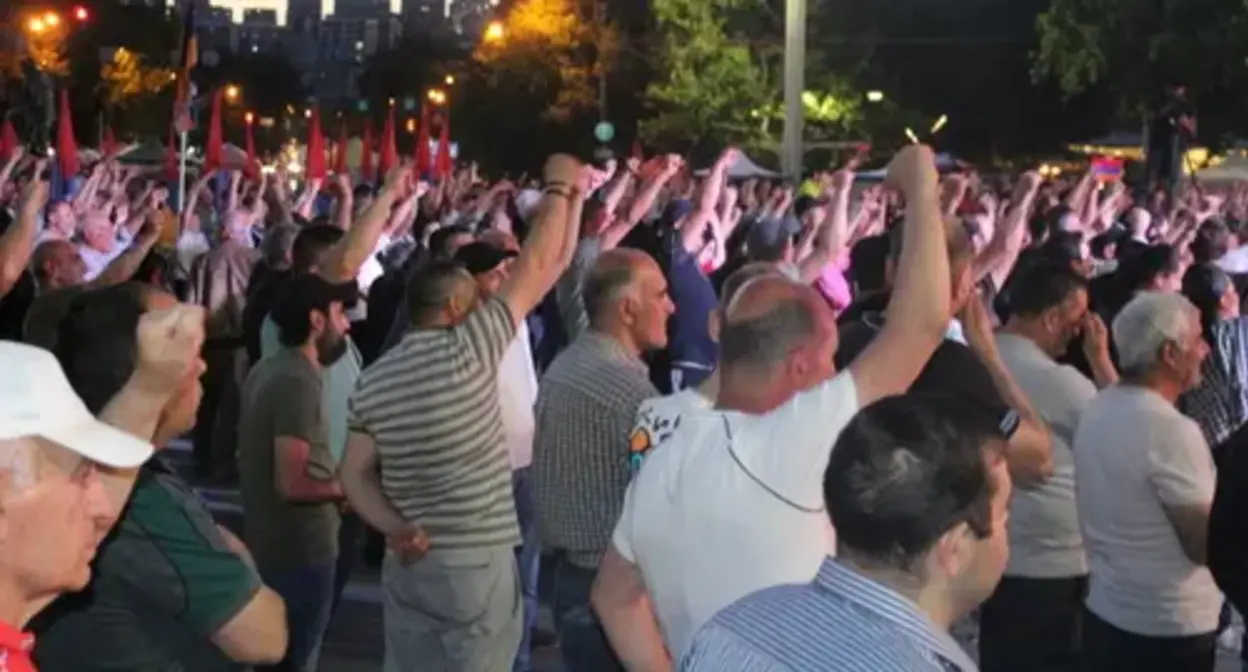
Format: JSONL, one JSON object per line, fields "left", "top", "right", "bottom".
{"left": 204, "top": 89, "right": 223, "bottom": 172}
{"left": 306, "top": 107, "right": 327, "bottom": 180}
{"left": 0, "top": 119, "right": 18, "bottom": 161}
{"left": 56, "top": 90, "right": 80, "bottom": 178}
{"left": 378, "top": 105, "right": 397, "bottom": 176}
{"left": 101, "top": 125, "right": 118, "bottom": 157}
{"left": 163, "top": 126, "right": 177, "bottom": 181}
{"left": 332, "top": 122, "right": 347, "bottom": 174}
{"left": 360, "top": 120, "right": 374, "bottom": 181}
{"left": 434, "top": 112, "right": 452, "bottom": 179}
{"left": 243, "top": 115, "right": 258, "bottom": 180}
{"left": 415, "top": 103, "right": 432, "bottom": 177}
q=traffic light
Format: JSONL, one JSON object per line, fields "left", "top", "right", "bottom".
{"left": 73, "top": 6, "right": 89, "bottom": 21}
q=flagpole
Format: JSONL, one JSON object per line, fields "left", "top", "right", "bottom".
{"left": 177, "top": 130, "right": 188, "bottom": 214}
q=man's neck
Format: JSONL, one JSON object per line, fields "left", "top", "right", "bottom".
{"left": 294, "top": 343, "right": 323, "bottom": 371}
{"left": 0, "top": 581, "right": 47, "bottom": 632}
{"left": 714, "top": 369, "right": 790, "bottom": 414}
{"left": 1124, "top": 375, "right": 1185, "bottom": 405}
{"left": 847, "top": 560, "right": 958, "bottom": 631}
{"left": 591, "top": 324, "right": 642, "bottom": 360}
{"left": 1000, "top": 320, "right": 1059, "bottom": 360}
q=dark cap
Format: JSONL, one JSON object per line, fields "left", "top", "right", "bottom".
{"left": 454, "top": 241, "right": 518, "bottom": 276}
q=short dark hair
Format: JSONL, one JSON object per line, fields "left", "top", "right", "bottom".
{"left": 1005, "top": 262, "right": 1088, "bottom": 318}
{"left": 291, "top": 224, "right": 345, "bottom": 273}
{"left": 1191, "top": 221, "right": 1231, "bottom": 265}
{"left": 825, "top": 393, "right": 1006, "bottom": 573}
{"left": 718, "top": 295, "right": 818, "bottom": 369}
{"left": 1121, "top": 243, "right": 1181, "bottom": 292}
{"left": 429, "top": 225, "right": 474, "bottom": 261}
{"left": 53, "top": 283, "right": 150, "bottom": 414}
{"left": 269, "top": 274, "right": 357, "bottom": 348}
{"left": 405, "top": 259, "right": 470, "bottom": 326}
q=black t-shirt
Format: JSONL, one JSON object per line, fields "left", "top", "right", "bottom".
{"left": 1150, "top": 97, "right": 1195, "bottom": 149}
{"left": 0, "top": 272, "right": 37, "bottom": 341}
{"left": 835, "top": 294, "right": 1020, "bottom": 439}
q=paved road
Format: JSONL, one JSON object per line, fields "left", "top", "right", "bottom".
{"left": 168, "top": 441, "right": 1246, "bottom": 672}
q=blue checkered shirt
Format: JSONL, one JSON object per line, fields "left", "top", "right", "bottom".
{"left": 680, "top": 557, "right": 979, "bottom": 672}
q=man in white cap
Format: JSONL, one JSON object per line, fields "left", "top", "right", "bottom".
{"left": 0, "top": 304, "right": 206, "bottom": 672}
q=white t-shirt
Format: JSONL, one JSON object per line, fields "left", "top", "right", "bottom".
{"left": 612, "top": 372, "right": 859, "bottom": 658}
{"left": 1074, "top": 385, "right": 1220, "bottom": 637}
{"left": 629, "top": 388, "right": 713, "bottom": 474}
{"left": 498, "top": 322, "right": 538, "bottom": 470}
{"left": 995, "top": 333, "right": 1093, "bottom": 578}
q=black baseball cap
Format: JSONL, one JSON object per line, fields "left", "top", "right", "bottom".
{"left": 454, "top": 242, "right": 518, "bottom": 276}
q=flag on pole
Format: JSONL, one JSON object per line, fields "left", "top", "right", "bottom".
{"left": 360, "top": 119, "right": 375, "bottom": 182}
{"left": 204, "top": 89, "right": 223, "bottom": 172}
{"left": 56, "top": 90, "right": 80, "bottom": 179}
{"left": 332, "top": 121, "right": 347, "bottom": 174}
{"left": 378, "top": 104, "right": 397, "bottom": 176}
{"left": 306, "top": 107, "right": 327, "bottom": 180}
{"left": 0, "top": 119, "right": 18, "bottom": 161}
{"left": 173, "top": 1, "right": 198, "bottom": 134}
{"left": 434, "top": 111, "right": 452, "bottom": 179}
{"left": 415, "top": 102, "right": 431, "bottom": 178}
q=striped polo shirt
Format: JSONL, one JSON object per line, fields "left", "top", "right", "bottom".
{"left": 681, "top": 557, "right": 978, "bottom": 672}
{"left": 348, "top": 296, "right": 521, "bottom": 550}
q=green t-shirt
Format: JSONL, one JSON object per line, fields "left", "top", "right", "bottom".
{"left": 32, "top": 460, "right": 260, "bottom": 671}
{"left": 236, "top": 349, "right": 341, "bottom": 573}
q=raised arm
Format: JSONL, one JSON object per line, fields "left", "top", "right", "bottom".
{"left": 795, "top": 169, "right": 853, "bottom": 283}
{"left": 0, "top": 172, "right": 47, "bottom": 299}
{"left": 496, "top": 154, "right": 583, "bottom": 325}
{"left": 848, "top": 145, "right": 951, "bottom": 405}
{"left": 319, "top": 167, "right": 412, "bottom": 283}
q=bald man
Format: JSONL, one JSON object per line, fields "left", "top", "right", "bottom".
{"left": 531, "top": 247, "right": 674, "bottom": 671}
{"left": 593, "top": 144, "right": 956, "bottom": 667}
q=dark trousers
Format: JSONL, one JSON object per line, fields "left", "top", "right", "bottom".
{"left": 979, "top": 575, "right": 1087, "bottom": 672}
{"left": 512, "top": 468, "right": 541, "bottom": 672}
{"left": 257, "top": 562, "right": 337, "bottom": 672}
{"left": 193, "top": 345, "right": 246, "bottom": 478}
{"left": 1081, "top": 607, "right": 1216, "bottom": 672}
{"left": 330, "top": 512, "right": 365, "bottom": 619}
{"left": 550, "top": 555, "right": 624, "bottom": 672}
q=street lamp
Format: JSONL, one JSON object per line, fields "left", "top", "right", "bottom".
{"left": 484, "top": 21, "right": 505, "bottom": 43}
{"left": 224, "top": 84, "right": 241, "bottom": 102}
{"left": 27, "top": 17, "right": 47, "bottom": 33}
{"left": 781, "top": 0, "right": 807, "bottom": 178}
{"left": 43, "top": 12, "right": 60, "bottom": 27}
{"left": 444, "top": 75, "right": 455, "bottom": 86}
{"left": 866, "top": 90, "right": 884, "bottom": 103}
{"left": 426, "top": 88, "right": 447, "bottom": 106}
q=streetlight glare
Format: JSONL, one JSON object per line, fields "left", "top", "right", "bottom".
{"left": 484, "top": 21, "right": 505, "bottom": 43}
{"left": 866, "top": 90, "right": 884, "bottom": 103}
{"left": 245, "top": 112, "right": 255, "bottom": 125}
{"left": 73, "top": 6, "right": 89, "bottom": 21}
{"left": 224, "top": 84, "right": 240, "bottom": 101}
{"left": 44, "top": 12, "right": 60, "bottom": 27}
{"left": 426, "top": 88, "right": 447, "bottom": 106}
{"left": 445, "top": 75, "right": 455, "bottom": 85}
{"left": 27, "top": 17, "right": 46, "bottom": 33}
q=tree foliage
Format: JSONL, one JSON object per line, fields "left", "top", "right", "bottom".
{"left": 100, "top": 47, "right": 174, "bottom": 108}
{"left": 472, "top": 0, "right": 617, "bottom": 123}
{"left": 640, "top": 0, "right": 771, "bottom": 155}
{"left": 1032, "top": 0, "right": 1248, "bottom": 139}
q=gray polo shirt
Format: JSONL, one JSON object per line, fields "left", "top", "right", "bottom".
{"left": 995, "top": 333, "right": 1094, "bottom": 578}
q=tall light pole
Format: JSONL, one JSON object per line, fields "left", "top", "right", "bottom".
{"left": 782, "top": 0, "right": 806, "bottom": 178}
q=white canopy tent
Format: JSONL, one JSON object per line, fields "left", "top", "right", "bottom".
{"left": 1196, "top": 155, "right": 1248, "bottom": 183}
{"left": 695, "top": 153, "right": 780, "bottom": 179}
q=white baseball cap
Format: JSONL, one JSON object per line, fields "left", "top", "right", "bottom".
{"left": 0, "top": 342, "right": 154, "bottom": 468}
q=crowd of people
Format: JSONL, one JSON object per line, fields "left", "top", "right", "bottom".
{"left": 0, "top": 134, "right": 1246, "bottom": 672}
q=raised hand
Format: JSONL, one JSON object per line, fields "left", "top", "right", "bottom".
{"left": 133, "top": 305, "right": 207, "bottom": 399}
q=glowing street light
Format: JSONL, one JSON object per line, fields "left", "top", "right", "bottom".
{"left": 44, "top": 12, "right": 60, "bottom": 27}
{"left": 73, "top": 6, "right": 89, "bottom": 21}
{"left": 244, "top": 111, "right": 255, "bottom": 125}
{"left": 444, "top": 75, "right": 455, "bottom": 86}
{"left": 484, "top": 20, "right": 505, "bottom": 43}
{"left": 224, "top": 84, "right": 241, "bottom": 102}
{"left": 426, "top": 88, "right": 447, "bottom": 106}
{"left": 27, "top": 17, "right": 47, "bottom": 33}
{"left": 866, "top": 90, "right": 884, "bottom": 103}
